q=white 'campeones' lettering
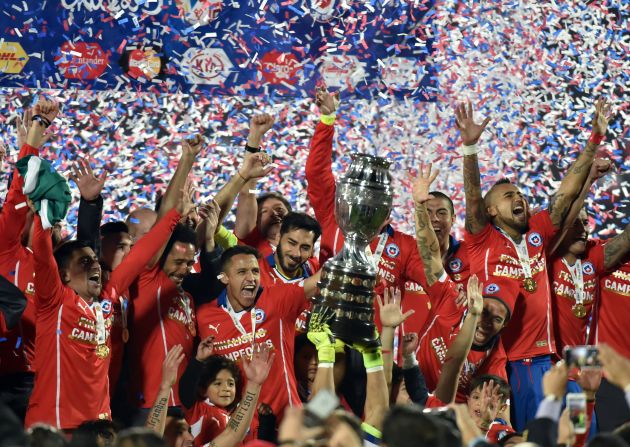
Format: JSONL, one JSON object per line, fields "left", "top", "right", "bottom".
{"left": 603, "top": 279, "right": 630, "bottom": 296}
{"left": 431, "top": 337, "right": 447, "bottom": 363}
{"left": 70, "top": 327, "right": 96, "bottom": 343}
{"left": 223, "top": 339, "right": 274, "bottom": 361}
{"left": 61, "top": 0, "right": 163, "bottom": 15}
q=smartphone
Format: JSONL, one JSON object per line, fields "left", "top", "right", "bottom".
{"left": 563, "top": 345, "right": 601, "bottom": 368}
{"left": 567, "top": 393, "right": 587, "bottom": 434}
{"left": 303, "top": 389, "right": 340, "bottom": 428}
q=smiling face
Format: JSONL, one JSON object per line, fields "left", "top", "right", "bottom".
{"left": 276, "top": 228, "right": 316, "bottom": 276}
{"left": 205, "top": 368, "right": 237, "bottom": 409}
{"left": 486, "top": 182, "right": 529, "bottom": 235}
{"left": 60, "top": 247, "right": 102, "bottom": 301}
{"left": 220, "top": 254, "right": 261, "bottom": 312}
{"left": 425, "top": 196, "right": 455, "bottom": 249}
{"left": 162, "top": 241, "right": 196, "bottom": 287}
{"left": 473, "top": 298, "right": 509, "bottom": 346}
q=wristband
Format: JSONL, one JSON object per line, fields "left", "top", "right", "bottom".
{"left": 402, "top": 353, "right": 419, "bottom": 369}
{"left": 318, "top": 362, "right": 334, "bottom": 369}
{"left": 32, "top": 114, "right": 51, "bottom": 128}
{"left": 462, "top": 143, "right": 478, "bottom": 156}
{"left": 366, "top": 365, "right": 384, "bottom": 373}
{"left": 245, "top": 144, "right": 261, "bottom": 153}
{"left": 589, "top": 133, "right": 605, "bottom": 145}
{"left": 320, "top": 113, "right": 336, "bottom": 126}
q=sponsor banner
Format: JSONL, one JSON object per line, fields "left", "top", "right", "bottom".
{"left": 258, "top": 51, "right": 300, "bottom": 86}
{"left": 176, "top": 0, "right": 223, "bottom": 26}
{"left": 181, "top": 47, "right": 233, "bottom": 85}
{"left": 120, "top": 47, "right": 166, "bottom": 81}
{"left": 0, "top": 42, "right": 29, "bottom": 74}
{"left": 55, "top": 42, "right": 109, "bottom": 80}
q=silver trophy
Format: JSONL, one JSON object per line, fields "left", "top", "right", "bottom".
{"left": 311, "top": 154, "right": 393, "bottom": 344}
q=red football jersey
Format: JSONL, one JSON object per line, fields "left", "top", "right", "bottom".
{"left": 549, "top": 240, "right": 605, "bottom": 353}
{"left": 185, "top": 399, "right": 230, "bottom": 447}
{"left": 0, "top": 143, "right": 41, "bottom": 375}
{"left": 594, "top": 257, "right": 630, "bottom": 359}
{"left": 128, "top": 266, "right": 197, "bottom": 408}
{"left": 196, "top": 284, "right": 307, "bottom": 433}
{"left": 25, "top": 216, "right": 114, "bottom": 429}
{"left": 238, "top": 227, "right": 274, "bottom": 258}
{"left": 445, "top": 238, "right": 471, "bottom": 289}
{"left": 466, "top": 210, "right": 559, "bottom": 360}
{"left": 417, "top": 276, "right": 508, "bottom": 403}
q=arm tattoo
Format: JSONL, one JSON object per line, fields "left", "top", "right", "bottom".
{"left": 604, "top": 225, "right": 630, "bottom": 270}
{"left": 415, "top": 203, "right": 443, "bottom": 284}
{"left": 463, "top": 154, "right": 486, "bottom": 233}
{"left": 146, "top": 397, "right": 168, "bottom": 429}
{"left": 227, "top": 390, "right": 256, "bottom": 432}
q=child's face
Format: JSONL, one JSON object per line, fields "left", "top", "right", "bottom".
{"left": 466, "top": 386, "right": 502, "bottom": 427}
{"left": 206, "top": 369, "right": 236, "bottom": 408}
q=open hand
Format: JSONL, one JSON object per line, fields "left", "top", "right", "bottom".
{"left": 455, "top": 100, "right": 490, "bottom": 146}
{"left": 239, "top": 152, "right": 274, "bottom": 180}
{"left": 70, "top": 158, "right": 108, "bottom": 201}
{"left": 161, "top": 344, "right": 185, "bottom": 388}
{"left": 599, "top": 344, "right": 630, "bottom": 390}
{"left": 466, "top": 274, "right": 483, "bottom": 317}
{"left": 196, "top": 336, "right": 215, "bottom": 362}
{"left": 377, "top": 287, "right": 414, "bottom": 328}
{"left": 479, "top": 379, "right": 503, "bottom": 424}
{"left": 315, "top": 87, "right": 339, "bottom": 115}
{"left": 591, "top": 98, "right": 612, "bottom": 136}
{"left": 243, "top": 343, "right": 275, "bottom": 386}
{"left": 411, "top": 162, "right": 439, "bottom": 204}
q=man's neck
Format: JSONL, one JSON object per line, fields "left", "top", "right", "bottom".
{"left": 274, "top": 254, "right": 299, "bottom": 279}
{"left": 563, "top": 252, "right": 578, "bottom": 266}
{"left": 496, "top": 222, "right": 523, "bottom": 242}
{"left": 439, "top": 235, "right": 451, "bottom": 264}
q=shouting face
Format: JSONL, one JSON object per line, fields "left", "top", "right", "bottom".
{"left": 486, "top": 182, "right": 529, "bottom": 235}
{"left": 61, "top": 247, "right": 102, "bottom": 301}
{"left": 221, "top": 254, "right": 261, "bottom": 312}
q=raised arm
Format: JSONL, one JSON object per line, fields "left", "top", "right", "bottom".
{"left": 302, "top": 269, "right": 322, "bottom": 299}
{"left": 216, "top": 150, "right": 273, "bottom": 229}
{"left": 354, "top": 338, "right": 388, "bottom": 432}
{"left": 179, "top": 336, "right": 215, "bottom": 409}
{"left": 377, "top": 287, "right": 414, "bottom": 391}
{"left": 234, "top": 114, "right": 275, "bottom": 239}
{"left": 210, "top": 343, "right": 274, "bottom": 447}
{"left": 146, "top": 345, "right": 185, "bottom": 435}
{"left": 455, "top": 101, "right": 491, "bottom": 235}
{"left": 72, "top": 158, "right": 108, "bottom": 254}
{"left": 434, "top": 275, "right": 483, "bottom": 404}
{"left": 548, "top": 98, "right": 612, "bottom": 228}
{"left": 305, "top": 88, "right": 339, "bottom": 229}
{"left": 412, "top": 163, "right": 445, "bottom": 286}
{"left": 307, "top": 311, "right": 337, "bottom": 398}
{"left": 32, "top": 214, "right": 64, "bottom": 306}
{"left": 603, "top": 223, "right": 630, "bottom": 271}
{"left": 157, "top": 135, "right": 203, "bottom": 219}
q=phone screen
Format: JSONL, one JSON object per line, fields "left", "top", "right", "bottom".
{"left": 563, "top": 345, "right": 601, "bottom": 368}
{"left": 567, "top": 393, "right": 587, "bottom": 434}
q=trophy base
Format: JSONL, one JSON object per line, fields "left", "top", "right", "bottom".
{"left": 312, "top": 263, "right": 378, "bottom": 345}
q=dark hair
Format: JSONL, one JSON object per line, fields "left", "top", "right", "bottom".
{"left": 587, "top": 434, "right": 630, "bottom": 447}
{"left": 220, "top": 245, "right": 260, "bottom": 270}
{"left": 70, "top": 420, "right": 117, "bottom": 447}
{"left": 101, "top": 221, "right": 129, "bottom": 236}
{"left": 115, "top": 428, "right": 165, "bottom": 447}
{"left": 484, "top": 178, "right": 514, "bottom": 206}
{"left": 256, "top": 192, "right": 292, "bottom": 213}
{"left": 198, "top": 356, "right": 243, "bottom": 412}
{"left": 428, "top": 191, "right": 455, "bottom": 216}
{"left": 159, "top": 224, "right": 198, "bottom": 268}
{"left": 382, "top": 405, "right": 459, "bottom": 447}
{"left": 28, "top": 425, "right": 69, "bottom": 447}
{"left": 53, "top": 240, "right": 92, "bottom": 270}
{"left": 280, "top": 212, "right": 322, "bottom": 242}
{"left": 498, "top": 432, "right": 523, "bottom": 446}
{"left": 469, "top": 374, "right": 511, "bottom": 404}
{"left": 329, "top": 409, "right": 363, "bottom": 445}
{"left": 154, "top": 193, "right": 163, "bottom": 214}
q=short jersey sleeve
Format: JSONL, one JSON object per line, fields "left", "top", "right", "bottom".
{"left": 263, "top": 283, "right": 307, "bottom": 321}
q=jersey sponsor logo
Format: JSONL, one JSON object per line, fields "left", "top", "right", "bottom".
{"left": 603, "top": 279, "right": 630, "bottom": 297}
{"left": 385, "top": 243, "right": 400, "bottom": 259}
{"left": 207, "top": 323, "right": 221, "bottom": 333}
{"left": 528, "top": 232, "right": 543, "bottom": 247}
{"left": 485, "top": 283, "right": 500, "bottom": 295}
{"left": 0, "top": 42, "right": 29, "bottom": 74}
{"left": 181, "top": 47, "right": 233, "bottom": 85}
{"left": 176, "top": 0, "right": 223, "bottom": 26}
{"left": 317, "top": 54, "right": 366, "bottom": 90}
{"left": 582, "top": 262, "right": 595, "bottom": 276}
{"left": 448, "top": 258, "right": 463, "bottom": 273}
{"left": 55, "top": 42, "right": 109, "bottom": 80}
{"left": 254, "top": 308, "right": 266, "bottom": 324}
{"left": 259, "top": 50, "right": 300, "bottom": 85}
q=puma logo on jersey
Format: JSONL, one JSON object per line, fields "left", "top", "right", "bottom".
{"left": 207, "top": 323, "right": 221, "bottom": 333}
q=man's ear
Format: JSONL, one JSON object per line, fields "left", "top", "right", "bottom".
{"left": 218, "top": 272, "right": 229, "bottom": 286}
{"left": 59, "top": 269, "right": 71, "bottom": 285}
{"left": 487, "top": 205, "right": 498, "bottom": 218}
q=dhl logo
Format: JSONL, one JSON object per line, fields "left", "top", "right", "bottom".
{"left": 0, "top": 42, "right": 29, "bottom": 73}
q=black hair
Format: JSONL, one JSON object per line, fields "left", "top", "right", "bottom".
{"left": 469, "top": 374, "right": 511, "bottom": 404}
{"left": 28, "top": 424, "right": 69, "bottom": 447}
{"left": 482, "top": 296, "right": 512, "bottom": 323}
{"left": 220, "top": 245, "right": 260, "bottom": 270}
{"left": 101, "top": 221, "right": 129, "bottom": 236}
{"left": 382, "top": 405, "right": 460, "bottom": 447}
{"left": 280, "top": 212, "right": 322, "bottom": 242}
{"left": 198, "top": 355, "right": 243, "bottom": 412}
{"left": 159, "top": 224, "right": 198, "bottom": 269}
{"left": 53, "top": 240, "right": 92, "bottom": 270}
{"left": 483, "top": 178, "right": 515, "bottom": 205}
{"left": 498, "top": 432, "right": 523, "bottom": 446}
{"left": 428, "top": 191, "right": 455, "bottom": 216}
{"left": 115, "top": 428, "right": 165, "bottom": 447}
{"left": 256, "top": 192, "right": 292, "bottom": 213}
{"left": 70, "top": 420, "right": 117, "bottom": 447}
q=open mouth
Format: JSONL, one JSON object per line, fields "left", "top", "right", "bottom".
{"left": 88, "top": 272, "right": 101, "bottom": 286}
{"left": 171, "top": 275, "right": 184, "bottom": 285}
{"left": 512, "top": 203, "right": 525, "bottom": 217}
{"left": 241, "top": 284, "right": 256, "bottom": 298}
